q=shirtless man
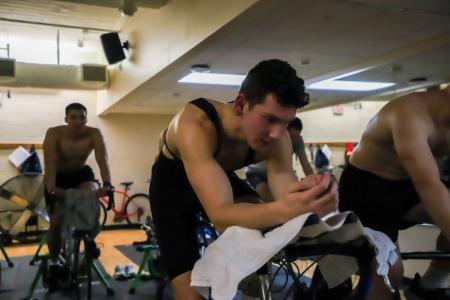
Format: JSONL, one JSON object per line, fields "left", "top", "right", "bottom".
{"left": 339, "top": 86, "right": 450, "bottom": 299}
{"left": 149, "top": 59, "right": 338, "bottom": 300}
{"left": 43, "top": 102, "right": 112, "bottom": 286}
{"left": 245, "top": 117, "right": 314, "bottom": 201}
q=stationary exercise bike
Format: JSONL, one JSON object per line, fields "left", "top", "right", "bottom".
{"left": 24, "top": 188, "right": 115, "bottom": 300}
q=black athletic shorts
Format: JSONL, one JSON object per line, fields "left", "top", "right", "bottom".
{"left": 339, "top": 163, "right": 421, "bottom": 242}
{"left": 149, "top": 153, "right": 259, "bottom": 279}
{"left": 44, "top": 165, "right": 96, "bottom": 210}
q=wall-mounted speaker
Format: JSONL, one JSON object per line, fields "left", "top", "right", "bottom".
{"left": 100, "top": 32, "right": 126, "bottom": 65}
{"left": 0, "top": 58, "right": 16, "bottom": 81}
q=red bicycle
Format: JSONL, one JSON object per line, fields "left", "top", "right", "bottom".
{"left": 98, "top": 181, "right": 150, "bottom": 226}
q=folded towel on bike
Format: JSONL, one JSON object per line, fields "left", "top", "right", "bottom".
{"left": 191, "top": 211, "right": 397, "bottom": 300}
{"left": 63, "top": 189, "right": 100, "bottom": 237}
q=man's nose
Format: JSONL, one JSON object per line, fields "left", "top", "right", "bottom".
{"left": 268, "top": 125, "right": 285, "bottom": 139}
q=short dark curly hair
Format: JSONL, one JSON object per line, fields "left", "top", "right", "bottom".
{"left": 65, "top": 102, "right": 87, "bottom": 116}
{"left": 239, "top": 59, "right": 310, "bottom": 108}
{"left": 288, "top": 117, "right": 303, "bottom": 131}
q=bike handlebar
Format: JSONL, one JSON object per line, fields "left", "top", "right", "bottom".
{"left": 106, "top": 186, "right": 115, "bottom": 211}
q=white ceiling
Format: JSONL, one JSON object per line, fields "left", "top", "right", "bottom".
{"left": 111, "top": 0, "right": 450, "bottom": 113}
{"left": 1, "top": 0, "right": 450, "bottom": 113}
{"left": 0, "top": 0, "right": 167, "bottom": 31}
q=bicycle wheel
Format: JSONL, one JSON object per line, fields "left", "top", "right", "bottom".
{"left": 98, "top": 201, "right": 107, "bottom": 227}
{"left": 124, "top": 193, "right": 151, "bottom": 225}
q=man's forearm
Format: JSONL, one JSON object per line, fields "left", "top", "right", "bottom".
{"left": 421, "top": 184, "right": 450, "bottom": 240}
{"left": 98, "top": 161, "right": 111, "bottom": 184}
{"left": 298, "top": 154, "right": 314, "bottom": 175}
{"left": 210, "top": 201, "right": 286, "bottom": 232}
{"left": 302, "top": 162, "right": 314, "bottom": 176}
{"left": 44, "top": 165, "right": 57, "bottom": 190}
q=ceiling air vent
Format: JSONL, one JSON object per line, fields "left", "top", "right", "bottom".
{"left": 81, "top": 64, "right": 108, "bottom": 86}
{"left": 0, "top": 58, "right": 16, "bottom": 82}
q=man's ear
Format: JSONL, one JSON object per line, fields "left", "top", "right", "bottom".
{"left": 234, "top": 93, "right": 246, "bottom": 116}
{"left": 64, "top": 116, "right": 68, "bottom": 123}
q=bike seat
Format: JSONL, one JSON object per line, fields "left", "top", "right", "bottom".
{"left": 120, "top": 181, "right": 134, "bottom": 187}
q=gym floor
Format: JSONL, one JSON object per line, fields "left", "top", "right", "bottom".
{"left": 1, "top": 229, "right": 424, "bottom": 300}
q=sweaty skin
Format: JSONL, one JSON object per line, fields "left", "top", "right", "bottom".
{"left": 44, "top": 124, "right": 111, "bottom": 191}
{"left": 43, "top": 108, "right": 111, "bottom": 263}
{"left": 350, "top": 88, "right": 450, "bottom": 239}
{"left": 162, "top": 96, "right": 337, "bottom": 231}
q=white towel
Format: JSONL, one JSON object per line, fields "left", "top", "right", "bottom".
{"left": 63, "top": 189, "right": 100, "bottom": 237}
{"left": 191, "top": 211, "right": 397, "bottom": 300}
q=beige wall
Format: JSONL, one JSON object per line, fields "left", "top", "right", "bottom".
{"left": 299, "top": 101, "right": 388, "bottom": 142}
{"left": 0, "top": 88, "right": 172, "bottom": 196}
{"left": 293, "top": 101, "right": 388, "bottom": 178}
{"left": 98, "top": 0, "right": 258, "bottom": 114}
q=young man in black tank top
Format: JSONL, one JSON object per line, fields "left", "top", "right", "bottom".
{"left": 149, "top": 59, "right": 338, "bottom": 300}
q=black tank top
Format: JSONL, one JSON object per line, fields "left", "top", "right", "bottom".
{"left": 164, "top": 98, "right": 255, "bottom": 166}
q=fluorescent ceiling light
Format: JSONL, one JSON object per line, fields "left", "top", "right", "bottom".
{"left": 330, "top": 67, "right": 374, "bottom": 80}
{"left": 178, "top": 67, "right": 394, "bottom": 92}
{"left": 178, "top": 72, "right": 245, "bottom": 86}
{"left": 307, "top": 80, "right": 394, "bottom": 91}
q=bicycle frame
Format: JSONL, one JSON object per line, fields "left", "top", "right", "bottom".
{"left": 99, "top": 189, "right": 128, "bottom": 215}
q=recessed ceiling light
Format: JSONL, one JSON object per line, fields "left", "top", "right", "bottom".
{"left": 408, "top": 77, "right": 427, "bottom": 83}
{"left": 307, "top": 80, "right": 394, "bottom": 91}
{"left": 178, "top": 72, "right": 245, "bottom": 86}
{"left": 299, "top": 58, "right": 310, "bottom": 65}
{"left": 190, "top": 64, "right": 211, "bottom": 73}
{"left": 178, "top": 66, "right": 394, "bottom": 91}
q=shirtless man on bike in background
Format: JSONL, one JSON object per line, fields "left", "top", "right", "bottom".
{"left": 43, "top": 102, "right": 112, "bottom": 288}
{"left": 339, "top": 86, "right": 450, "bottom": 299}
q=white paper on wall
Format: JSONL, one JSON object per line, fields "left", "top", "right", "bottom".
{"left": 8, "top": 146, "right": 31, "bottom": 167}
{"left": 322, "top": 144, "right": 332, "bottom": 160}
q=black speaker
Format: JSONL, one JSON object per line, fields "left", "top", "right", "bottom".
{"left": 100, "top": 32, "right": 126, "bottom": 65}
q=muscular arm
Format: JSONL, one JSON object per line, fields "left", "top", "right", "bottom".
{"left": 178, "top": 111, "right": 336, "bottom": 232}
{"left": 392, "top": 117, "right": 450, "bottom": 240}
{"left": 266, "top": 133, "right": 298, "bottom": 198}
{"left": 93, "top": 129, "right": 111, "bottom": 184}
{"left": 177, "top": 115, "right": 281, "bottom": 231}
{"left": 43, "top": 128, "right": 58, "bottom": 190}
{"left": 295, "top": 137, "right": 314, "bottom": 176}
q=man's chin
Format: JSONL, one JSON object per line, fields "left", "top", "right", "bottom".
{"left": 251, "top": 140, "right": 270, "bottom": 151}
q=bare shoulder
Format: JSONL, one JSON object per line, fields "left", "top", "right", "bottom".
{"left": 175, "top": 99, "right": 222, "bottom": 156}
{"left": 387, "top": 94, "right": 435, "bottom": 141}
{"left": 178, "top": 99, "right": 219, "bottom": 133}
{"left": 45, "top": 125, "right": 65, "bottom": 138}
{"left": 383, "top": 93, "right": 427, "bottom": 122}
{"left": 86, "top": 126, "right": 102, "bottom": 136}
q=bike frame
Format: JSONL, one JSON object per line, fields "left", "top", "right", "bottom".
{"left": 99, "top": 187, "right": 145, "bottom": 220}
{"left": 99, "top": 189, "right": 128, "bottom": 215}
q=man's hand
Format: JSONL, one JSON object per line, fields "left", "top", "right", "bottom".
{"left": 295, "top": 174, "right": 322, "bottom": 190}
{"left": 279, "top": 173, "right": 338, "bottom": 220}
{"left": 97, "top": 183, "right": 113, "bottom": 198}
